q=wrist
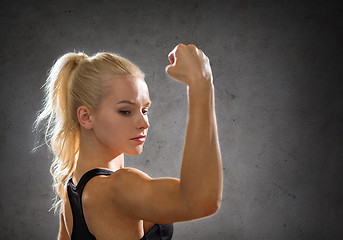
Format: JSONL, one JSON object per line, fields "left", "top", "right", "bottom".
{"left": 187, "top": 82, "right": 215, "bottom": 109}
{"left": 187, "top": 80, "right": 214, "bottom": 98}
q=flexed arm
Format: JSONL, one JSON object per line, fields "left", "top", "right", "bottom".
{"left": 166, "top": 44, "right": 222, "bottom": 217}
{"left": 110, "top": 44, "right": 222, "bottom": 223}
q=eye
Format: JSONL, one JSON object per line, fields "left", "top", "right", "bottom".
{"left": 142, "top": 109, "right": 149, "bottom": 115}
{"left": 119, "top": 110, "right": 131, "bottom": 115}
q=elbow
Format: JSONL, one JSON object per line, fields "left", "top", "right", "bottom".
{"left": 190, "top": 195, "right": 222, "bottom": 218}
{"left": 212, "top": 197, "right": 222, "bottom": 214}
{"left": 204, "top": 197, "right": 221, "bottom": 216}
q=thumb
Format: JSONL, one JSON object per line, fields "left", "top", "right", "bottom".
{"left": 165, "top": 46, "right": 177, "bottom": 76}
{"left": 165, "top": 64, "right": 184, "bottom": 83}
{"left": 165, "top": 64, "right": 174, "bottom": 76}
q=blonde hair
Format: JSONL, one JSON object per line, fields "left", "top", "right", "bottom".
{"left": 33, "top": 51, "right": 144, "bottom": 212}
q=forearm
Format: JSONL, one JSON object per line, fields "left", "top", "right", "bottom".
{"left": 180, "top": 83, "right": 222, "bottom": 216}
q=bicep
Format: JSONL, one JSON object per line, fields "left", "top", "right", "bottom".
{"left": 111, "top": 169, "right": 194, "bottom": 223}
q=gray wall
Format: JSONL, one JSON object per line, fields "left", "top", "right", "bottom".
{"left": 1, "top": 0, "right": 342, "bottom": 239}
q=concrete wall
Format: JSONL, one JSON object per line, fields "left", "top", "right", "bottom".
{"left": 1, "top": 0, "right": 342, "bottom": 239}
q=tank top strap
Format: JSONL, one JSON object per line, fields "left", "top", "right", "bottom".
{"left": 71, "top": 168, "right": 114, "bottom": 194}
{"left": 67, "top": 168, "right": 174, "bottom": 240}
{"left": 67, "top": 168, "right": 114, "bottom": 240}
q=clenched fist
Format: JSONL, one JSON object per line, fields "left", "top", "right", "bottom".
{"left": 165, "top": 44, "right": 213, "bottom": 88}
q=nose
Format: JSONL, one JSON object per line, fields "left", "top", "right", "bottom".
{"left": 137, "top": 112, "right": 150, "bottom": 130}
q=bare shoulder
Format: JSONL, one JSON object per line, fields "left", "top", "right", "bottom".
{"left": 74, "top": 168, "right": 150, "bottom": 204}
{"left": 110, "top": 167, "right": 151, "bottom": 182}
{"left": 107, "top": 167, "right": 152, "bottom": 197}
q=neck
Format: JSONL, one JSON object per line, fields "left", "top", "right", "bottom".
{"left": 77, "top": 150, "right": 124, "bottom": 172}
{"left": 73, "top": 130, "right": 125, "bottom": 181}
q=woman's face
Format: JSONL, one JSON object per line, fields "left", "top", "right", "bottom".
{"left": 92, "top": 75, "right": 151, "bottom": 156}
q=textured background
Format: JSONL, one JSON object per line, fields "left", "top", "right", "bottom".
{"left": 1, "top": 0, "right": 342, "bottom": 239}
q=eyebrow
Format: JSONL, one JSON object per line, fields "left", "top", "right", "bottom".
{"left": 116, "top": 100, "right": 151, "bottom": 106}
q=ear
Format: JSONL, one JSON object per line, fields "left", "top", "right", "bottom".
{"left": 77, "top": 106, "right": 94, "bottom": 130}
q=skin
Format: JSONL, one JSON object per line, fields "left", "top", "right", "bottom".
{"left": 58, "top": 44, "right": 222, "bottom": 240}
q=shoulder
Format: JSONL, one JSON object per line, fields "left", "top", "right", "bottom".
{"left": 106, "top": 167, "right": 152, "bottom": 203}
{"left": 111, "top": 167, "right": 150, "bottom": 182}
{"left": 109, "top": 167, "right": 151, "bottom": 191}
{"left": 81, "top": 167, "right": 149, "bottom": 201}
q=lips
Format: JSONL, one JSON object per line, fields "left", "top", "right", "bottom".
{"left": 130, "top": 135, "right": 146, "bottom": 142}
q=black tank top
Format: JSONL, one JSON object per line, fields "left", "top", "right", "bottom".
{"left": 67, "top": 168, "right": 174, "bottom": 240}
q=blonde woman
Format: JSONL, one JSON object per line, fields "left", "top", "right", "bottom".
{"left": 35, "top": 44, "right": 222, "bottom": 240}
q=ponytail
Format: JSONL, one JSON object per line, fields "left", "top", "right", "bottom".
{"left": 34, "top": 51, "right": 144, "bottom": 212}
{"left": 34, "top": 52, "right": 88, "bottom": 212}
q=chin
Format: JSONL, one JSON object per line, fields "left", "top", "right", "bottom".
{"left": 126, "top": 147, "right": 144, "bottom": 156}
{"left": 126, "top": 151, "right": 143, "bottom": 156}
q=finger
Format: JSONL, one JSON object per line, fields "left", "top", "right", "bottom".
{"left": 168, "top": 52, "right": 175, "bottom": 65}
{"left": 165, "top": 64, "right": 172, "bottom": 75}
{"left": 196, "top": 48, "right": 209, "bottom": 63}
{"left": 187, "top": 44, "right": 197, "bottom": 49}
{"left": 168, "top": 43, "right": 184, "bottom": 59}
{"left": 165, "top": 62, "right": 176, "bottom": 76}
{"left": 200, "top": 51, "right": 208, "bottom": 62}
{"left": 187, "top": 44, "right": 198, "bottom": 55}
{"left": 166, "top": 43, "right": 186, "bottom": 78}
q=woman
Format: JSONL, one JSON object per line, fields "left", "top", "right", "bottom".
{"left": 35, "top": 43, "right": 222, "bottom": 239}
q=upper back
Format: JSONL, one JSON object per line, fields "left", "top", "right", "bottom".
{"left": 63, "top": 168, "right": 144, "bottom": 240}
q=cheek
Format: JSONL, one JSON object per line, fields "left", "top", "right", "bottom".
{"left": 93, "top": 114, "right": 125, "bottom": 143}
{"left": 101, "top": 118, "right": 126, "bottom": 136}
{"left": 99, "top": 114, "right": 137, "bottom": 142}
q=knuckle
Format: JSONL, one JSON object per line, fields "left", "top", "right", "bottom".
{"left": 187, "top": 44, "right": 197, "bottom": 51}
{"left": 177, "top": 43, "right": 186, "bottom": 49}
